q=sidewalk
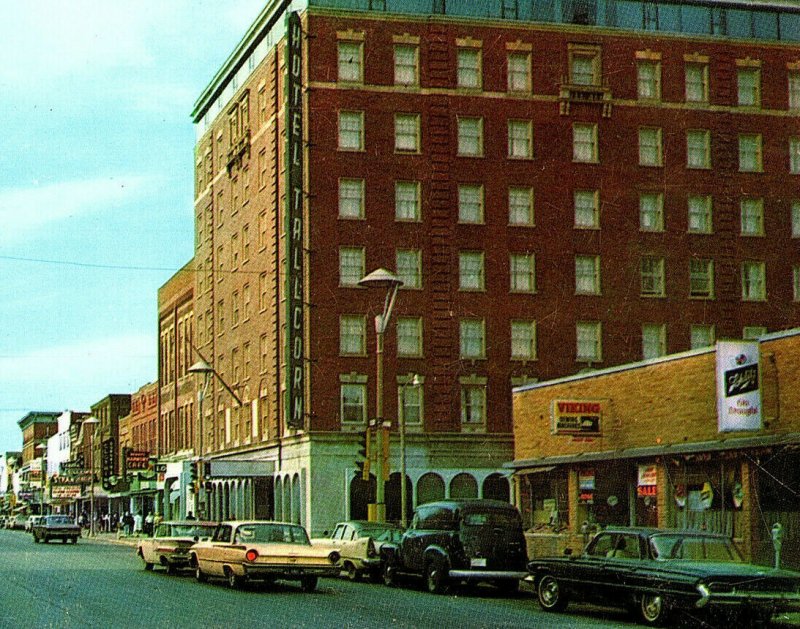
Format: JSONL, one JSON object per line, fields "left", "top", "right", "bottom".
{"left": 83, "top": 531, "right": 140, "bottom": 547}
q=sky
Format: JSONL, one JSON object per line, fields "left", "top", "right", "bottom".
{"left": 0, "top": 0, "right": 267, "bottom": 453}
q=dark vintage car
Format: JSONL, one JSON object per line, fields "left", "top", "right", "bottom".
{"left": 137, "top": 520, "right": 216, "bottom": 574}
{"left": 528, "top": 527, "right": 800, "bottom": 626}
{"left": 31, "top": 515, "right": 81, "bottom": 544}
{"left": 381, "top": 499, "right": 528, "bottom": 594}
{"left": 311, "top": 520, "right": 404, "bottom": 581}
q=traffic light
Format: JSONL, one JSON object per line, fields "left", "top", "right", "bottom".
{"left": 189, "top": 461, "right": 198, "bottom": 492}
{"left": 355, "top": 427, "right": 372, "bottom": 481}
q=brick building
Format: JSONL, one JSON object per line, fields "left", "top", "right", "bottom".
{"left": 509, "top": 328, "right": 800, "bottom": 569}
{"left": 187, "top": 0, "right": 800, "bottom": 533}
{"left": 119, "top": 382, "right": 159, "bottom": 515}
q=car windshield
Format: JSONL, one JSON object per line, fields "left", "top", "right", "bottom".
{"left": 650, "top": 534, "right": 742, "bottom": 562}
{"left": 234, "top": 523, "right": 310, "bottom": 545}
{"left": 158, "top": 523, "right": 215, "bottom": 538}
{"left": 461, "top": 509, "right": 522, "bottom": 528}
{"left": 46, "top": 516, "right": 72, "bottom": 525}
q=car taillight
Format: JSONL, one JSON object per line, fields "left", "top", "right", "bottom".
{"left": 245, "top": 549, "right": 259, "bottom": 562}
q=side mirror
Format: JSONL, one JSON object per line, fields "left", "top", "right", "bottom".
{"left": 563, "top": 548, "right": 573, "bottom": 557}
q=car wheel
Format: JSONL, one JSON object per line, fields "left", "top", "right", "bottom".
{"left": 425, "top": 559, "right": 448, "bottom": 595}
{"left": 537, "top": 574, "right": 569, "bottom": 612}
{"left": 640, "top": 593, "right": 669, "bottom": 626}
{"left": 195, "top": 565, "right": 207, "bottom": 583}
{"left": 227, "top": 570, "right": 244, "bottom": 589}
{"left": 72, "top": 537, "right": 78, "bottom": 544}
{"left": 61, "top": 538, "right": 67, "bottom": 544}
{"left": 344, "top": 562, "right": 360, "bottom": 582}
{"left": 383, "top": 563, "right": 397, "bottom": 587}
{"left": 42, "top": 537, "right": 49, "bottom": 544}
{"left": 33, "top": 535, "right": 40, "bottom": 544}
{"left": 301, "top": 576, "right": 318, "bottom": 593}
{"left": 165, "top": 563, "right": 176, "bottom": 576}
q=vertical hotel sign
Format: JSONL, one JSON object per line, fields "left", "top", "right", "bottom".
{"left": 285, "top": 11, "right": 305, "bottom": 430}
{"left": 716, "top": 340, "right": 762, "bottom": 432}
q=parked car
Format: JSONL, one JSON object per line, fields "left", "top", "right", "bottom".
{"left": 312, "top": 520, "right": 404, "bottom": 581}
{"left": 137, "top": 520, "right": 216, "bottom": 574}
{"left": 25, "top": 515, "right": 44, "bottom": 532}
{"left": 9, "top": 514, "right": 29, "bottom": 530}
{"left": 381, "top": 499, "right": 528, "bottom": 594}
{"left": 189, "top": 521, "right": 341, "bottom": 591}
{"left": 528, "top": 527, "right": 800, "bottom": 626}
{"left": 31, "top": 515, "right": 81, "bottom": 544}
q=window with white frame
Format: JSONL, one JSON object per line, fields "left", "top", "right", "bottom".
{"left": 640, "top": 193, "right": 664, "bottom": 232}
{"left": 394, "top": 44, "right": 418, "bottom": 86}
{"left": 639, "top": 127, "right": 662, "bottom": 167}
{"left": 337, "top": 41, "right": 363, "bottom": 83}
{"left": 457, "top": 117, "right": 483, "bottom": 156}
{"left": 641, "top": 257, "right": 665, "bottom": 297}
{"left": 458, "top": 184, "right": 484, "bottom": 224}
{"left": 793, "top": 265, "right": 800, "bottom": 301}
{"left": 395, "top": 113, "right": 420, "bottom": 153}
{"left": 511, "top": 320, "right": 537, "bottom": 360}
{"left": 459, "top": 319, "right": 485, "bottom": 359}
{"left": 741, "top": 261, "right": 766, "bottom": 301}
{"left": 398, "top": 379, "right": 422, "bottom": 425}
{"left": 460, "top": 383, "right": 486, "bottom": 425}
{"left": 395, "top": 181, "right": 421, "bottom": 221}
{"left": 642, "top": 323, "right": 666, "bottom": 360}
{"left": 457, "top": 47, "right": 482, "bottom": 89}
{"left": 685, "top": 62, "right": 709, "bottom": 103}
{"left": 570, "top": 49, "right": 600, "bottom": 86}
{"left": 573, "top": 123, "right": 598, "bottom": 163}
{"left": 576, "top": 321, "right": 602, "bottom": 362}
{"left": 574, "top": 190, "right": 599, "bottom": 228}
{"left": 507, "top": 52, "right": 531, "bottom": 92}
{"left": 790, "top": 71, "right": 800, "bottom": 110}
{"left": 741, "top": 198, "right": 764, "bottom": 236}
{"left": 637, "top": 61, "right": 661, "bottom": 100}
{"left": 575, "top": 255, "right": 600, "bottom": 295}
{"left": 790, "top": 137, "right": 800, "bottom": 174}
{"left": 459, "top": 251, "right": 485, "bottom": 291}
{"left": 338, "top": 111, "right": 364, "bottom": 150}
{"left": 737, "top": 67, "right": 760, "bottom": 107}
{"left": 687, "top": 129, "right": 711, "bottom": 168}
{"left": 793, "top": 200, "right": 800, "bottom": 238}
{"left": 396, "top": 249, "right": 422, "bottom": 289}
{"left": 743, "top": 326, "right": 767, "bottom": 340}
{"left": 339, "top": 178, "right": 364, "bottom": 219}
{"left": 690, "top": 324, "right": 715, "bottom": 349}
{"left": 738, "top": 134, "right": 763, "bottom": 172}
{"left": 688, "top": 195, "right": 713, "bottom": 233}
{"left": 339, "top": 315, "right": 366, "bottom": 355}
{"left": 339, "top": 247, "right": 365, "bottom": 287}
{"left": 508, "top": 120, "right": 533, "bottom": 159}
{"left": 689, "top": 258, "right": 714, "bottom": 298}
{"left": 397, "top": 317, "right": 423, "bottom": 357}
{"left": 340, "top": 381, "right": 366, "bottom": 424}
{"left": 509, "top": 187, "right": 534, "bottom": 226}
{"left": 510, "top": 253, "right": 536, "bottom": 293}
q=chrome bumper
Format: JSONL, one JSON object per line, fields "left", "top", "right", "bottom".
{"left": 448, "top": 569, "right": 528, "bottom": 580}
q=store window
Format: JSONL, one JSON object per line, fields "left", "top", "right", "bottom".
{"left": 519, "top": 468, "right": 569, "bottom": 531}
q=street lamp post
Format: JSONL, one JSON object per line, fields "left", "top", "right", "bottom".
{"left": 399, "top": 374, "right": 420, "bottom": 529}
{"left": 35, "top": 442, "right": 47, "bottom": 517}
{"left": 358, "top": 268, "right": 403, "bottom": 523}
{"left": 82, "top": 417, "right": 100, "bottom": 536}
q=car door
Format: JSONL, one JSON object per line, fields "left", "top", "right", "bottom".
{"left": 573, "top": 532, "right": 621, "bottom": 600}
{"left": 204, "top": 524, "right": 234, "bottom": 576}
{"left": 603, "top": 533, "right": 644, "bottom": 597}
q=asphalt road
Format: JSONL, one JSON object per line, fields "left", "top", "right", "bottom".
{"left": 0, "top": 527, "right": 643, "bottom": 629}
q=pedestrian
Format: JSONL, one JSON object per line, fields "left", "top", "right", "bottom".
{"left": 133, "top": 512, "right": 142, "bottom": 535}
{"left": 144, "top": 511, "right": 154, "bottom": 536}
{"left": 186, "top": 511, "right": 196, "bottom": 520}
{"left": 122, "top": 511, "right": 133, "bottom": 536}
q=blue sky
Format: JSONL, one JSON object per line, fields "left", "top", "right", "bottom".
{"left": 0, "top": 0, "right": 266, "bottom": 452}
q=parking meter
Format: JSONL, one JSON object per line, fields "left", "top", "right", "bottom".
{"left": 772, "top": 522, "right": 784, "bottom": 569}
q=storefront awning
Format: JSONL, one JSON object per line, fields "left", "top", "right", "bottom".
{"left": 205, "top": 449, "right": 276, "bottom": 478}
{"left": 506, "top": 432, "right": 800, "bottom": 471}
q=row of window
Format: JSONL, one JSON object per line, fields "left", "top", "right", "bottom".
{"left": 336, "top": 38, "right": 800, "bottom": 110}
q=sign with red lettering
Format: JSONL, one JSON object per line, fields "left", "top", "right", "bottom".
{"left": 551, "top": 399, "right": 604, "bottom": 435}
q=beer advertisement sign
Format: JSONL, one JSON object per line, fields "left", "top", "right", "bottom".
{"left": 716, "top": 340, "right": 762, "bottom": 432}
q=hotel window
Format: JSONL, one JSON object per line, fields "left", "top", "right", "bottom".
{"left": 790, "top": 138, "right": 800, "bottom": 174}
{"left": 398, "top": 377, "right": 423, "bottom": 425}
{"left": 640, "top": 193, "right": 664, "bottom": 232}
{"left": 394, "top": 44, "right": 419, "bottom": 86}
{"left": 685, "top": 62, "right": 709, "bottom": 103}
{"left": 743, "top": 326, "right": 767, "bottom": 340}
{"left": 740, "top": 198, "right": 764, "bottom": 236}
{"left": 569, "top": 46, "right": 601, "bottom": 86}
{"left": 458, "top": 184, "right": 484, "bottom": 224}
{"left": 231, "top": 233, "right": 239, "bottom": 269}
{"left": 574, "top": 190, "right": 599, "bottom": 228}
{"left": 639, "top": 128, "right": 662, "bottom": 167}
{"left": 575, "top": 255, "right": 600, "bottom": 295}
{"left": 337, "top": 41, "right": 362, "bottom": 83}
{"left": 340, "top": 315, "right": 366, "bottom": 355}
{"left": 258, "top": 272, "right": 267, "bottom": 311}
{"left": 793, "top": 266, "right": 800, "bottom": 301}
{"left": 742, "top": 262, "right": 766, "bottom": 301}
{"left": 339, "top": 178, "right": 365, "bottom": 219}
{"left": 688, "top": 195, "right": 713, "bottom": 233}
{"left": 338, "top": 111, "right": 364, "bottom": 151}
{"left": 507, "top": 52, "right": 531, "bottom": 92}
{"left": 737, "top": 66, "right": 760, "bottom": 107}
{"left": 738, "top": 134, "right": 762, "bottom": 172}
{"left": 793, "top": 201, "right": 800, "bottom": 238}
{"left": 242, "top": 225, "right": 250, "bottom": 263}
{"left": 459, "top": 319, "right": 486, "bottom": 359}
{"left": 457, "top": 117, "right": 483, "bottom": 157}
{"left": 396, "top": 249, "right": 422, "bottom": 289}
{"left": 509, "top": 187, "right": 534, "bottom": 226}
{"left": 395, "top": 181, "right": 421, "bottom": 221}
{"left": 459, "top": 251, "right": 485, "bottom": 291}
{"left": 508, "top": 120, "right": 533, "bottom": 159}
{"left": 397, "top": 316, "right": 423, "bottom": 357}
{"left": 510, "top": 253, "right": 536, "bottom": 293}
{"left": 690, "top": 324, "right": 715, "bottom": 349}
{"left": 641, "top": 257, "right": 665, "bottom": 297}
{"left": 790, "top": 71, "right": 800, "bottom": 110}
{"left": 243, "top": 283, "right": 251, "bottom": 320}
{"left": 511, "top": 320, "right": 537, "bottom": 360}
{"left": 339, "top": 247, "right": 365, "bottom": 287}
{"left": 395, "top": 113, "right": 420, "bottom": 153}
{"left": 340, "top": 381, "right": 367, "bottom": 424}
{"left": 689, "top": 258, "right": 714, "bottom": 298}
{"left": 460, "top": 381, "right": 486, "bottom": 426}
{"left": 573, "top": 123, "right": 598, "bottom": 163}
{"left": 576, "top": 321, "right": 602, "bottom": 362}
{"left": 637, "top": 61, "right": 661, "bottom": 100}
{"left": 642, "top": 324, "right": 667, "bottom": 360}
{"left": 457, "top": 47, "right": 482, "bottom": 89}
{"left": 687, "top": 130, "right": 711, "bottom": 169}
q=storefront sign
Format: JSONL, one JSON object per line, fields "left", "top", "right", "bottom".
{"left": 716, "top": 341, "right": 762, "bottom": 432}
{"left": 550, "top": 399, "right": 603, "bottom": 435}
{"left": 50, "top": 485, "right": 81, "bottom": 500}
{"left": 578, "top": 469, "right": 595, "bottom": 503}
{"left": 124, "top": 449, "right": 150, "bottom": 471}
{"left": 638, "top": 464, "right": 657, "bottom": 486}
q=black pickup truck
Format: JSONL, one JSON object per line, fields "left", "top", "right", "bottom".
{"left": 381, "top": 499, "right": 528, "bottom": 594}
{"left": 32, "top": 515, "right": 81, "bottom": 544}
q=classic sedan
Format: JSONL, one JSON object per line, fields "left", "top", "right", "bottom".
{"left": 137, "top": 520, "right": 216, "bottom": 574}
{"left": 528, "top": 527, "right": 800, "bottom": 626}
{"left": 189, "top": 521, "right": 341, "bottom": 591}
{"left": 32, "top": 515, "right": 81, "bottom": 544}
{"left": 312, "top": 520, "right": 403, "bottom": 581}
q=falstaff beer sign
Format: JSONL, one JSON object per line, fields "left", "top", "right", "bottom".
{"left": 551, "top": 399, "right": 603, "bottom": 436}
{"left": 716, "top": 340, "right": 762, "bottom": 432}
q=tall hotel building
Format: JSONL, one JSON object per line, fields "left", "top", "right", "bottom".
{"left": 189, "top": 0, "right": 800, "bottom": 533}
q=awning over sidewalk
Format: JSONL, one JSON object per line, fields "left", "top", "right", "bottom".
{"left": 205, "top": 450, "right": 276, "bottom": 478}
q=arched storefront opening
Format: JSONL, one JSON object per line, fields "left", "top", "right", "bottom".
{"left": 274, "top": 477, "right": 283, "bottom": 521}
{"left": 349, "top": 472, "right": 375, "bottom": 520}
{"left": 416, "top": 473, "right": 445, "bottom": 506}
{"left": 483, "top": 473, "right": 510, "bottom": 502}
{"left": 450, "top": 473, "right": 478, "bottom": 500}
{"left": 385, "top": 472, "right": 412, "bottom": 524}
{"left": 291, "top": 473, "right": 301, "bottom": 524}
